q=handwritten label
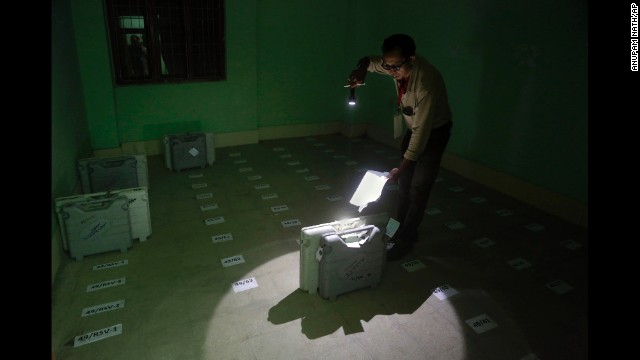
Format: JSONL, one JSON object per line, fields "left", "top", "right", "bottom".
{"left": 281, "top": 219, "right": 301, "bottom": 228}
{"left": 304, "top": 175, "right": 319, "bottom": 181}
{"left": 496, "top": 209, "right": 514, "bottom": 216}
{"left": 279, "top": 154, "right": 293, "bottom": 159}
{"left": 196, "top": 193, "right": 213, "bottom": 200}
{"left": 200, "top": 203, "right": 219, "bottom": 212}
{"left": 465, "top": 314, "right": 498, "bottom": 334}
{"left": 247, "top": 175, "right": 263, "bottom": 181}
{"left": 191, "top": 183, "right": 207, "bottom": 189}
{"left": 233, "top": 159, "right": 247, "bottom": 164}
{"left": 221, "top": 255, "right": 245, "bottom": 268}
{"left": 470, "top": 196, "right": 487, "bottom": 204}
{"left": 401, "top": 259, "right": 426, "bottom": 272}
{"left": 188, "top": 173, "right": 204, "bottom": 178}
{"left": 92, "top": 260, "right": 128, "bottom": 271}
{"left": 272, "top": 147, "right": 285, "bottom": 152}
{"left": 426, "top": 207, "right": 442, "bottom": 215}
{"left": 81, "top": 300, "right": 125, "bottom": 317}
{"left": 295, "top": 168, "right": 309, "bottom": 173}
{"left": 254, "top": 183, "right": 270, "bottom": 190}
{"left": 238, "top": 167, "right": 253, "bottom": 172}
{"left": 326, "top": 195, "right": 343, "bottom": 202}
{"left": 212, "top": 233, "right": 233, "bottom": 244}
{"left": 315, "top": 185, "right": 331, "bottom": 190}
{"left": 271, "top": 205, "right": 289, "bottom": 213}
{"left": 448, "top": 186, "right": 465, "bottom": 193}
{"left": 432, "top": 284, "right": 459, "bottom": 300}
{"left": 261, "top": 193, "right": 278, "bottom": 200}
{"left": 445, "top": 221, "right": 467, "bottom": 230}
{"left": 86, "top": 277, "right": 126, "bottom": 292}
{"left": 228, "top": 152, "right": 241, "bottom": 157}
{"left": 287, "top": 161, "right": 301, "bottom": 166}
{"left": 526, "top": 223, "right": 545, "bottom": 232}
{"left": 232, "top": 277, "right": 258, "bottom": 293}
{"left": 204, "top": 216, "right": 225, "bottom": 225}
{"left": 559, "top": 239, "right": 582, "bottom": 250}
{"left": 344, "top": 161, "right": 358, "bottom": 166}
{"left": 507, "top": 257, "right": 532, "bottom": 270}
{"left": 74, "top": 323, "right": 122, "bottom": 347}
{"left": 546, "top": 279, "right": 573, "bottom": 295}
{"left": 473, "top": 237, "right": 496, "bottom": 248}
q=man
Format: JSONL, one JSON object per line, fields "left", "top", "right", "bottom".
{"left": 347, "top": 34, "right": 453, "bottom": 261}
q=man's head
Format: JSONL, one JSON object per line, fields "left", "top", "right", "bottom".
{"left": 381, "top": 34, "right": 416, "bottom": 79}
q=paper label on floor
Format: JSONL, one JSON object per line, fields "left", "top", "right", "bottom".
{"left": 238, "top": 167, "right": 253, "bottom": 172}
{"left": 470, "top": 196, "right": 487, "bottom": 204}
{"left": 261, "top": 193, "right": 278, "bottom": 200}
{"left": 271, "top": 205, "right": 289, "bottom": 213}
{"left": 315, "top": 185, "right": 331, "bottom": 190}
{"left": 402, "top": 259, "right": 426, "bottom": 272}
{"left": 247, "top": 175, "right": 263, "bottom": 181}
{"left": 279, "top": 154, "right": 292, "bottom": 158}
{"left": 466, "top": 314, "right": 498, "bottom": 334}
{"left": 546, "top": 280, "right": 573, "bottom": 295}
{"left": 212, "top": 233, "right": 233, "bottom": 244}
{"left": 295, "top": 168, "right": 309, "bottom": 173}
{"left": 560, "top": 239, "right": 582, "bottom": 250}
{"left": 232, "top": 277, "right": 258, "bottom": 293}
{"left": 508, "top": 257, "right": 532, "bottom": 270}
{"left": 254, "top": 183, "right": 270, "bottom": 190}
{"left": 287, "top": 161, "right": 301, "bottom": 166}
{"left": 333, "top": 155, "right": 346, "bottom": 159}
{"left": 448, "top": 186, "right": 465, "bottom": 192}
{"left": 200, "top": 203, "right": 218, "bottom": 211}
{"left": 196, "top": 193, "right": 213, "bottom": 200}
{"left": 86, "top": 277, "right": 126, "bottom": 292}
{"left": 326, "top": 195, "right": 343, "bottom": 202}
{"left": 496, "top": 209, "right": 514, "bottom": 216}
{"left": 281, "top": 219, "right": 301, "bottom": 228}
{"left": 304, "top": 176, "right": 319, "bottom": 181}
{"left": 74, "top": 323, "right": 122, "bottom": 348}
{"left": 473, "top": 237, "right": 496, "bottom": 248}
{"left": 191, "top": 183, "right": 207, "bottom": 189}
{"left": 229, "top": 152, "right": 241, "bottom": 157}
{"left": 188, "top": 173, "right": 203, "bottom": 178}
{"left": 323, "top": 149, "right": 335, "bottom": 153}
{"left": 426, "top": 207, "right": 442, "bottom": 215}
{"left": 221, "top": 255, "right": 245, "bottom": 267}
{"left": 205, "top": 216, "right": 225, "bottom": 225}
{"left": 93, "top": 259, "right": 128, "bottom": 271}
{"left": 272, "top": 147, "right": 285, "bottom": 152}
{"left": 445, "top": 221, "right": 467, "bottom": 230}
{"left": 526, "top": 223, "right": 545, "bottom": 232}
{"left": 344, "top": 161, "right": 358, "bottom": 166}
{"left": 386, "top": 218, "right": 400, "bottom": 238}
{"left": 313, "top": 143, "right": 325, "bottom": 147}
{"left": 233, "top": 159, "right": 247, "bottom": 164}
{"left": 432, "top": 284, "right": 459, "bottom": 300}
{"left": 82, "top": 300, "right": 125, "bottom": 317}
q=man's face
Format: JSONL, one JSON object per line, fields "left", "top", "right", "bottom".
{"left": 382, "top": 49, "right": 414, "bottom": 80}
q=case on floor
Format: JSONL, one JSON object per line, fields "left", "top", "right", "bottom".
{"left": 299, "top": 213, "right": 389, "bottom": 294}
{"left": 78, "top": 154, "right": 149, "bottom": 193}
{"left": 317, "top": 225, "right": 385, "bottom": 301}
{"left": 163, "top": 132, "right": 215, "bottom": 172}
{"left": 57, "top": 194, "right": 132, "bottom": 261}
{"left": 55, "top": 187, "right": 151, "bottom": 251}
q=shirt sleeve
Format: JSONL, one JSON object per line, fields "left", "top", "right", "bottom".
{"left": 366, "top": 56, "right": 389, "bottom": 75}
{"left": 404, "top": 87, "right": 435, "bottom": 161}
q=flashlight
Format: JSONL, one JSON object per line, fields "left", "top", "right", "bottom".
{"left": 348, "top": 88, "right": 356, "bottom": 106}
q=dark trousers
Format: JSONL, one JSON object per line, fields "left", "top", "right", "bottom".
{"left": 396, "top": 121, "right": 452, "bottom": 244}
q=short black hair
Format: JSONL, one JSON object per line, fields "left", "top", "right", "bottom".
{"left": 381, "top": 34, "right": 416, "bottom": 58}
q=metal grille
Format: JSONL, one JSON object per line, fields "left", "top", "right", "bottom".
{"left": 106, "top": 0, "right": 225, "bottom": 84}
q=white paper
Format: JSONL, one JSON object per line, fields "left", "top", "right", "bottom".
{"left": 74, "top": 323, "right": 122, "bottom": 347}
{"left": 432, "top": 284, "right": 459, "bottom": 300}
{"left": 221, "top": 255, "right": 245, "bottom": 267}
{"left": 349, "top": 170, "right": 390, "bottom": 212}
{"left": 402, "top": 259, "right": 426, "bottom": 272}
{"left": 232, "top": 277, "right": 258, "bottom": 293}
{"left": 465, "top": 314, "right": 498, "bottom": 334}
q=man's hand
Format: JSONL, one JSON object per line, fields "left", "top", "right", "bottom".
{"left": 387, "top": 158, "right": 414, "bottom": 183}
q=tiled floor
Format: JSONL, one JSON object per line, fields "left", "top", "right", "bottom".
{"left": 51, "top": 134, "right": 588, "bottom": 360}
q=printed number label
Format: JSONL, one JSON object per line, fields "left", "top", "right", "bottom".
{"left": 191, "top": 183, "right": 207, "bottom": 189}
{"left": 280, "top": 154, "right": 292, "bottom": 158}
{"left": 93, "top": 260, "right": 128, "bottom": 270}
{"left": 508, "top": 258, "right": 531, "bottom": 270}
{"left": 470, "top": 196, "right": 487, "bottom": 203}
{"left": 313, "top": 143, "right": 325, "bottom": 147}
{"left": 326, "top": 195, "right": 343, "bottom": 202}
{"left": 449, "top": 186, "right": 465, "bottom": 192}
{"left": 86, "top": 277, "right": 126, "bottom": 292}
{"left": 238, "top": 167, "right": 253, "bottom": 172}
{"left": 261, "top": 193, "right": 278, "bottom": 200}
{"left": 247, "top": 175, "right": 263, "bottom": 181}
{"left": 295, "top": 168, "right": 309, "bottom": 173}
{"left": 200, "top": 203, "right": 218, "bottom": 211}
{"left": 212, "top": 233, "right": 233, "bottom": 244}
{"left": 232, "top": 277, "right": 258, "bottom": 293}
{"left": 254, "top": 184, "right": 270, "bottom": 190}
{"left": 401, "top": 259, "right": 426, "bottom": 272}
{"left": 272, "top": 147, "right": 285, "bottom": 152}
{"left": 333, "top": 155, "right": 346, "bottom": 159}
{"left": 221, "top": 255, "right": 245, "bottom": 267}
{"left": 205, "top": 216, "right": 225, "bottom": 225}
{"left": 81, "top": 300, "right": 125, "bottom": 317}
{"left": 281, "top": 219, "right": 301, "bottom": 228}
{"left": 323, "top": 149, "right": 335, "bottom": 153}
{"left": 234, "top": 159, "right": 247, "bottom": 164}
{"left": 474, "top": 237, "right": 496, "bottom": 248}
{"left": 432, "top": 284, "right": 459, "bottom": 300}
{"left": 271, "top": 205, "right": 289, "bottom": 213}
{"left": 304, "top": 176, "right": 319, "bottom": 181}
{"left": 196, "top": 193, "right": 213, "bottom": 200}
{"left": 465, "top": 314, "right": 498, "bottom": 334}
{"left": 74, "top": 323, "right": 122, "bottom": 347}
{"left": 287, "top": 161, "right": 301, "bottom": 166}
{"left": 445, "top": 221, "right": 467, "bottom": 230}
{"left": 188, "top": 173, "right": 203, "bottom": 178}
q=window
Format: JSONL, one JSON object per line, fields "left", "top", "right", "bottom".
{"left": 105, "top": 0, "right": 225, "bottom": 85}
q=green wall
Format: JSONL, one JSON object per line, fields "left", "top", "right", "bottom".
{"left": 52, "top": 0, "right": 587, "bottom": 280}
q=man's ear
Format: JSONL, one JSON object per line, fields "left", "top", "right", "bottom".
{"left": 409, "top": 55, "right": 416, "bottom": 64}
